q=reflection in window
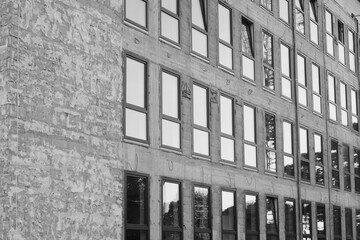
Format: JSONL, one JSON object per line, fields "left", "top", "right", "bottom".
{"left": 193, "top": 84, "right": 209, "bottom": 156}
{"left": 300, "top": 128, "right": 309, "bottom": 180}
{"left": 125, "top": 0, "right": 148, "bottom": 29}
{"left": 343, "top": 145, "right": 351, "bottom": 191}
{"left": 265, "top": 113, "right": 276, "bottom": 172}
{"left": 261, "top": 0, "right": 272, "bottom": 11}
{"left": 317, "top": 204, "right": 326, "bottom": 240}
{"left": 310, "top": 0, "right": 319, "bottom": 44}
{"left": 162, "top": 181, "right": 182, "bottom": 239}
{"left": 279, "top": 0, "right": 289, "bottom": 23}
{"left": 334, "top": 206, "right": 342, "bottom": 240}
{"left": 263, "top": 31, "right": 274, "bottom": 90}
{"left": 345, "top": 208, "right": 353, "bottom": 240}
{"left": 222, "top": 191, "right": 236, "bottom": 240}
{"left": 338, "top": 21, "right": 345, "bottom": 64}
{"left": 242, "top": 18, "right": 255, "bottom": 81}
{"left": 354, "top": 148, "right": 360, "bottom": 193}
{"left": 244, "top": 105, "right": 257, "bottom": 168}
{"left": 356, "top": 209, "right": 360, "bottom": 240}
{"left": 218, "top": 3, "right": 233, "bottom": 69}
{"left": 245, "top": 194, "right": 259, "bottom": 240}
{"left": 349, "top": 30, "right": 356, "bottom": 72}
{"left": 351, "top": 89, "right": 359, "bottom": 131}
{"left": 125, "top": 56, "right": 148, "bottom": 141}
{"left": 312, "top": 64, "right": 321, "bottom": 114}
{"left": 328, "top": 74, "right": 337, "bottom": 121}
{"left": 194, "top": 186, "right": 211, "bottom": 240}
{"left": 126, "top": 174, "right": 149, "bottom": 239}
{"left": 314, "top": 133, "right": 324, "bottom": 185}
{"left": 281, "top": 43, "right": 292, "bottom": 99}
{"left": 264, "top": 67, "right": 275, "bottom": 90}
{"left": 192, "top": 0, "right": 208, "bottom": 57}
{"left": 285, "top": 200, "right": 296, "bottom": 240}
{"left": 326, "top": 10, "right": 334, "bottom": 56}
{"left": 283, "top": 121, "right": 294, "bottom": 177}
{"left": 302, "top": 202, "right": 312, "bottom": 239}
{"left": 295, "top": 0, "right": 305, "bottom": 34}
{"left": 266, "top": 197, "right": 278, "bottom": 240}
{"left": 220, "top": 95, "right": 234, "bottom": 162}
{"left": 161, "top": 0, "right": 179, "bottom": 44}
{"left": 340, "top": 82, "right": 348, "bottom": 126}
{"left": 331, "top": 140, "right": 340, "bottom": 188}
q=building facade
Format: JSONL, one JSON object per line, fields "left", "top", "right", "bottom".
{"left": 1, "top": 0, "right": 360, "bottom": 239}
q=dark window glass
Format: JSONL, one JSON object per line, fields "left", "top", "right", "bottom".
{"left": 354, "top": 148, "right": 360, "bottom": 176}
{"left": 126, "top": 230, "right": 148, "bottom": 240}
{"left": 356, "top": 210, "right": 360, "bottom": 240}
{"left": 194, "top": 186, "right": 211, "bottom": 239}
{"left": 301, "top": 161, "right": 310, "bottom": 181}
{"left": 246, "top": 194, "right": 259, "bottom": 240}
{"left": 317, "top": 204, "right": 326, "bottom": 238}
{"left": 162, "top": 181, "right": 181, "bottom": 227}
{"left": 266, "top": 197, "right": 279, "bottom": 240}
{"left": 338, "top": 21, "right": 345, "bottom": 43}
{"left": 242, "top": 19, "right": 253, "bottom": 55}
{"left": 315, "top": 134, "right": 324, "bottom": 184}
{"left": 265, "top": 113, "right": 277, "bottom": 172}
{"left": 331, "top": 141, "right": 340, "bottom": 188}
{"left": 302, "top": 202, "right": 312, "bottom": 238}
{"left": 222, "top": 191, "right": 236, "bottom": 239}
{"left": 333, "top": 206, "right": 342, "bottom": 240}
{"left": 285, "top": 200, "right": 296, "bottom": 240}
{"left": 163, "top": 232, "right": 181, "bottom": 240}
{"left": 345, "top": 208, "right": 353, "bottom": 239}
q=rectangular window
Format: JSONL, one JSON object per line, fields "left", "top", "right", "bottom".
{"left": 297, "top": 54, "right": 307, "bottom": 107}
{"left": 345, "top": 208, "right": 353, "bottom": 240}
{"left": 343, "top": 145, "right": 351, "bottom": 191}
{"left": 194, "top": 186, "right": 211, "bottom": 240}
{"left": 356, "top": 209, "right": 360, "bottom": 240}
{"left": 340, "top": 82, "right": 349, "bottom": 126}
{"left": 312, "top": 63, "right": 321, "bottom": 114}
{"left": 220, "top": 95, "right": 235, "bottom": 162}
{"left": 300, "top": 127, "right": 310, "bottom": 181}
{"left": 314, "top": 133, "right": 324, "bottom": 185}
{"left": 331, "top": 140, "right": 340, "bottom": 188}
{"left": 328, "top": 74, "right": 337, "bottom": 121}
{"left": 354, "top": 148, "right": 360, "bottom": 193}
{"left": 125, "top": 56, "right": 148, "bottom": 142}
{"left": 266, "top": 197, "right": 279, "bottom": 240}
{"left": 244, "top": 105, "right": 257, "bottom": 168}
{"left": 161, "top": 71, "right": 181, "bottom": 149}
{"left": 222, "top": 190, "right": 236, "bottom": 240}
{"left": 125, "top": 0, "right": 148, "bottom": 29}
{"left": 261, "top": 0, "right": 272, "bottom": 11}
{"left": 285, "top": 200, "right": 296, "bottom": 240}
{"left": 302, "top": 201, "right": 312, "bottom": 239}
{"left": 349, "top": 30, "right": 356, "bottom": 72}
{"left": 245, "top": 194, "right": 259, "bottom": 240}
{"left": 351, "top": 89, "right": 359, "bottom": 131}
{"left": 241, "top": 18, "right": 255, "bottom": 81}
{"left": 263, "top": 31, "right": 274, "bottom": 90}
{"left": 192, "top": 0, "right": 208, "bottom": 57}
{"left": 281, "top": 43, "right": 292, "bottom": 99}
{"left": 295, "top": 0, "right": 305, "bottom": 34}
{"left": 317, "top": 204, "right": 326, "bottom": 240}
{"left": 265, "top": 113, "right": 277, "bottom": 172}
{"left": 162, "top": 180, "right": 182, "bottom": 240}
{"left": 334, "top": 206, "right": 342, "bottom": 240}
{"left": 283, "top": 121, "right": 294, "bottom": 177}
{"left": 125, "top": 173, "right": 149, "bottom": 239}
{"left": 193, "top": 84, "right": 210, "bottom": 156}
{"left": 218, "top": 3, "right": 233, "bottom": 70}
{"left": 338, "top": 20, "right": 345, "bottom": 64}
{"left": 161, "top": 0, "right": 180, "bottom": 44}
{"left": 309, "top": 0, "right": 319, "bottom": 44}
{"left": 326, "top": 10, "right": 334, "bottom": 56}
{"left": 279, "top": 0, "right": 289, "bottom": 23}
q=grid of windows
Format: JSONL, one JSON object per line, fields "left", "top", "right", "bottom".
{"left": 125, "top": 56, "right": 148, "bottom": 142}
{"left": 245, "top": 194, "right": 259, "bottom": 240}
{"left": 300, "top": 127, "right": 310, "bottom": 181}
{"left": 331, "top": 140, "right": 340, "bottom": 188}
{"left": 343, "top": 144, "right": 351, "bottom": 191}
{"left": 334, "top": 206, "right": 342, "bottom": 240}
{"left": 351, "top": 89, "right": 359, "bottom": 131}
{"left": 244, "top": 105, "right": 257, "bottom": 168}
{"left": 355, "top": 148, "right": 360, "bottom": 193}
{"left": 192, "top": 0, "right": 208, "bottom": 57}
{"left": 302, "top": 201, "right": 312, "bottom": 239}
{"left": 221, "top": 190, "right": 236, "bottom": 240}
{"left": 193, "top": 84, "right": 210, "bottom": 156}
{"left": 281, "top": 43, "right": 292, "bottom": 99}
{"left": 161, "top": 0, "right": 180, "bottom": 44}
{"left": 297, "top": 54, "right": 307, "bottom": 107}
{"left": 124, "top": 0, "right": 148, "bottom": 29}
{"left": 266, "top": 196, "right": 279, "bottom": 240}
{"left": 326, "top": 10, "right": 335, "bottom": 56}
{"left": 263, "top": 31, "right": 274, "bottom": 90}
{"left": 309, "top": 0, "right": 319, "bottom": 44}
{"left": 340, "top": 82, "right": 349, "bottom": 126}
{"left": 312, "top": 64, "right": 321, "bottom": 114}
{"left": 328, "top": 74, "right": 337, "bottom": 121}
{"left": 283, "top": 121, "right": 294, "bottom": 177}
{"left": 220, "top": 95, "right": 235, "bottom": 162}
{"left": 241, "top": 18, "right": 255, "bottom": 81}
{"left": 314, "top": 133, "right": 324, "bottom": 185}
{"left": 285, "top": 200, "right": 296, "bottom": 240}
{"left": 218, "top": 3, "right": 233, "bottom": 70}
{"left": 316, "top": 204, "right": 326, "bottom": 240}
{"left": 265, "top": 113, "right": 277, "bottom": 172}
{"left": 194, "top": 186, "right": 211, "bottom": 240}
{"left": 295, "top": 0, "right": 305, "bottom": 34}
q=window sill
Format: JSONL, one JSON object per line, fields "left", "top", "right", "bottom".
{"left": 160, "top": 37, "right": 181, "bottom": 50}
{"left": 283, "top": 175, "right": 296, "bottom": 181}
{"left": 191, "top": 52, "right": 210, "bottom": 63}
{"left": 220, "top": 160, "right": 237, "bottom": 168}
{"left": 160, "top": 146, "right": 183, "bottom": 155}
{"left": 265, "top": 171, "right": 278, "bottom": 177}
{"left": 263, "top": 87, "right": 276, "bottom": 95}
{"left": 299, "top": 104, "right": 308, "bottom": 111}
{"left": 124, "top": 20, "right": 149, "bottom": 35}
{"left": 281, "top": 95, "right": 293, "bottom": 103}
{"left": 218, "top": 65, "right": 234, "bottom": 76}
{"left": 242, "top": 76, "right": 256, "bottom": 86}
{"left": 123, "top": 138, "right": 150, "bottom": 148}
{"left": 244, "top": 166, "right": 258, "bottom": 172}
{"left": 192, "top": 154, "right": 211, "bottom": 161}
{"left": 313, "top": 111, "right": 323, "bottom": 118}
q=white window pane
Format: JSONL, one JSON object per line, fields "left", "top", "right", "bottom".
{"left": 194, "top": 129, "right": 209, "bottom": 155}
{"left": 242, "top": 55, "right": 255, "bottom": 80}
{"left": 351, "top": 90, "right": 358, "bottom": 115}
{"left": 350, "top": 53, "right": 356, "bottom": 72}
{"left": 281, "top": 44, "right": 290, "bottom": 77}
{"left": 162, "top": 0, "right": 177, "bottom": 14}
{"left": 193, "top": 85, "right": 207, "bottom": 127}
{"left": 329, "top": 103, "right": 337, "bottom": 121}
{"left": 192, "top": 28, "right": 208, "bottom": 57}
{"left": 326, "top": 11, "right": 332, "bottom": 33}
{"left": 326, "top": 34, "right": 334, "bottom": 56}
{"left": 161, "top": 12, "right": 179, "bottom": 43}
{"left": 299, "top": 128, "right": 308, "bottom": 157}
{"left": 126, "top": 109, "right": 147, "bottom": 140}
{"left": 192, "top": 0, "right": 205, "bottom": 29}
{"left": 298, "top": 86, "right": 307, "bottom": 106}
{"left": 244, "top": 105, "right": 255, "bottom": 142}
{"left": 281, "top": 77, "right": 292, "bottom": 99}
{"left": 162, "top": 72, "right": 178, "bottom": 118}
{"left": 221, "top": 137, "right": 234, "bottom": 162}
{"left": 312, "top": 64, "right": 320, "bottom": 94}
{"left": 220, "top": 96, "right": 233, "bottom": 135}
{"left": 349, "top": 31, "right": 355, "bottom": 52}
{"left": 162, "top": 119, "right": 180, "bottom": 148}
{"left": 244, "top": 144, "right": 257, "bottom": 167}
{"left": 313, "top": 94, "right": 321, "bottom": 114}
{"left": 338, "top": 44, "right": 345, "bottom": 64}
{"left": 284, "top": 156, "right": 294, "bottom": 174}
{"left": 341, "top": 110, "right": 348, "bottom": 126}
{"left": 222, "top": 191, "right": 234, "bottom": 211}
{"left": 279, "top": 0, "right": 289, "bottom": 23}
{"left": 283, "top": 122, "right": 292, "bottom": 154}
{"left": 126, "top": 0, "right": 146, "bottom": 27}
{"left": 297, "top": 54, "right": 306, "bottom": 86}
{"left": 219, "top": 43, "right": 233, "bottom": 69}
{"left": 340, "top": 83, "right": 347, "bottom": 108}
{"left": 218, "top": 4, "right": 231, "bottom": 43}
{"left": 126, "top": 57, "right": 145, "bottom": 107}
{"left": 310, "top": 21, "right": 319, "bottom": 44}
{"left": 328, "top": 75, "right": 335, "bottom": 102}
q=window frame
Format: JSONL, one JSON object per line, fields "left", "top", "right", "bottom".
{"left": 343, "top": 144, "right": 351, "bottom": 191}
{"left": 283, "top": 119, "right": 295, "bottom": 177}
{"left": 221, "top": 189, "right": 237, "bottom": 240}
{"left": 193, "top": 184, "right": 212, "bottom": 239}
{"left": 218, "top": 2, "right": 233, "bottom": 71}
{"left": 124, "top": 0, "right": 149, "bottom": 31}
{"left": 262, "top": 30, "right": 275, "bottom": 91}
{"left": 265, "top": 195, "right": 279, "bottom": 240}
{"left": 219, "top": 93, "right": 235, "bottom": 163}
{"left": 241, "top": 17, "right": 255, "bottom": 82}
{"left": 297, "top": 52, "right": 308, "bottom": 108}
{"left": 265, "top": 112, "right": 277, "bottom": 173}
{"left": 302, "top": 201, "right": 312, "bottom": 239}
{"left": 331, "top": 139, "right": 340, "bottom": 189}
{"left": 285, "top": 198, "right": 297, "bottom": 240}
{"left": 316, "top": 203, "right": 326, "bottom": 240}
{"left": 345, "top": 208, "right": 353, "bottom": 240}
{"left": 295, "top": 0, "right": 305, "bottom": 34}
{"left": 243, "top": 103, "right": 258, "bottom": 169}
{"left": 354, "top": 147, "right": 360, "bottom": 193}
{"left": 160, "top": 0, "right": 180, "bottom": 45}
{"left": 314, "top": 132, "right": 324, "bottom": 185}
{"left": 279, "top": 0, "right": 290, "bottom": 24}
{"left": 325, "top": 9, "right": 335, "bottom": 57}
{"left": 333, "top": 205, "right": 342, "bottom": 240}
{"left": 311, "top": 62, "right": 322, "bottom": 115}
{"left": 244, "top": 192, "right": 259, "bottom": 240}
{"left": 309, "top": 0, "right": 319, "bottom": 45}
{"left": 261, "top": 0, "right": 272, "bottom": 12}
{"left": 327, "top": 72, "right": 337, "bottom": 122}
{"left": 299, "top": 127, "right": 310, "bottom": 181}
{"left": 280, "top": 42, "right": 292, "bottom": 100}
{"left": 124, "top": 53, "right": 149, "bottom": 144}
{"left": 351, "top": 88, "right": 359, "bottom": 132}
{"left": 338, "top": 20, "right": 346, "bottom": 65}
{"left": 191, "top": 0, "right": 209, "bottom": 58}
{"left": 348, "top": 29, "right": 356, "bottom": 72}
{"left": 340, "top": 81, "right": 349, "bottom": 126}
